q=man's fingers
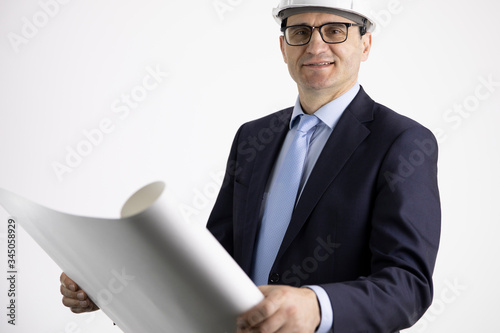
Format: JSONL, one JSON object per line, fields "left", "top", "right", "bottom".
{"left": 70, "top": 307, "right": 88, "bottom": 314}
{"left": 238, "top": 288, "right": 283, "bottom": 330}
{"left": 254, "top": 309, "right": 289, "bottom": 333}
{"left": 70, "top": 305, "right": 95, "bottom": 314}
{"left": 60, "top": 284, "right": 77, "bottom": 298}
{"left": 257, "top": 285, "right": 274, "bottom": 294}
{"left": 60, "top": 284, "right": 90, "bottom": 301}
{"left": 62, "top": 295, "right": 83, "bottom": 308}
{"left": 63, "top": 295, "right": 98, "bottom": 312}
{"left": 236, "top": 285, "right": 271, "bottom": 328}
{"left": 248, "top": 301, "right": 276, "bottom": 326}
{"left": 237, "top": 306, "right": 287, "bottom": 333}
{"left": 237, "top": 286, "right": 321, "bottom": 332}
{"left": 60, "top": 271, "right": 100, "bottom": 314}
{"left": 60, "top": 272, "right": 79, "bottom": 292}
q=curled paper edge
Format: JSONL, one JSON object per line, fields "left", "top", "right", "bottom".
{"left": 0, "top": 182, "right": 263, "bottom": 333}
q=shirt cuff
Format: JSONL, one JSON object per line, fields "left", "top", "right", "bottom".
{"left": 304, "top": 285, "right": 333, "bottom": 333}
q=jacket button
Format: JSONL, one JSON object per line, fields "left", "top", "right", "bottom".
{"left": 269, "top": 273, "right": 280, "bottom": 284}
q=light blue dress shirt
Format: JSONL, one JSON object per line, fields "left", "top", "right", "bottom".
{"left": 258, "top": 83, "right": 361, "bottom": 333}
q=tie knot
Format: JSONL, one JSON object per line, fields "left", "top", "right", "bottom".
{"left": 297, "top": 114, "right": 320, "bottom": 133}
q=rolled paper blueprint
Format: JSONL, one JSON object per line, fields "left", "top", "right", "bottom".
{"left": 0, "top": 182, "right": 263, "bottom": 333}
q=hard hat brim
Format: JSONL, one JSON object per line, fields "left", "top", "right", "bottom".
{"left": 272, "top": 4, "right": 376, "bottom": 33}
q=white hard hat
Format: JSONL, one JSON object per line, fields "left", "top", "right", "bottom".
{"left": 272, "top": 0, "right": 375, "bottom": 33}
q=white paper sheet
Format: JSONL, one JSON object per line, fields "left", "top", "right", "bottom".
{"left": 0, "top": 182, "right": 263, "bottom": 333}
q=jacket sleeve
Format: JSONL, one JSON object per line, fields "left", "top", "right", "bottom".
{"left": 323, "top": 126, "right": 441, "bottom": 333}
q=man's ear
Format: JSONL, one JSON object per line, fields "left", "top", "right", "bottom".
{"left": 280, "top": 35, "right": 288, "bottom": 64}
{"left": 360, "top": 32, "right": 372, "bottom": 62}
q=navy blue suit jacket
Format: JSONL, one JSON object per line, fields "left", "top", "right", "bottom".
{"left": 207, "top": 87, "right": 441, "bottom": 332}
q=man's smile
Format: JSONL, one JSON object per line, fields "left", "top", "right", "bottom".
{"left": 303, "top": 60, "right": 335, "bottom": 68}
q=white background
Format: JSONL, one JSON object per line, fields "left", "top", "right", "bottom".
{"left": 0, "top": 0, "right": 498, "bottom": 332}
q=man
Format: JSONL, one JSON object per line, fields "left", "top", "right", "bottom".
{"left": 61, "top": 1, "right": 441, "bottom": 332}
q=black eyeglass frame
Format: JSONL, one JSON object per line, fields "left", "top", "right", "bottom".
{"left": 281, "top": 22, "right": 366, "bottom": 46}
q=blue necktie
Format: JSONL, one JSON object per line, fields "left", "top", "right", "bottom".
{"left": 252, "top": 114, "right": 320, "bottom": 286}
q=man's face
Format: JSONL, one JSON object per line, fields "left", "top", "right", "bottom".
{"left": 280, "top": 12, "right": 372, "bottom": 97}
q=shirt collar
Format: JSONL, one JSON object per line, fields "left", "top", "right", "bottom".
{"left": 290, "top": 83, "right": 361, "bottom": 130}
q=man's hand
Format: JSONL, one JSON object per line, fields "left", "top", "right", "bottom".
{"left": 60, "top": 272, "right": 99, "bottom": 313}
{"left": 236, "top": 285, "right": 321, "bottom": 333}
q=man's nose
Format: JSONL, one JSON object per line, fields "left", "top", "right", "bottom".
{"left": 306, "top": 28, "right": 329, "bottom": 54}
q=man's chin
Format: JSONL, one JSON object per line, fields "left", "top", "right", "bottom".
{"left": 301, "top": 80, "right": 337, "bottom": 92}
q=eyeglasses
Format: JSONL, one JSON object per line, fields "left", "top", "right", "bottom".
{"left": 281, "top": 22, "right": 364, "bottom": 46}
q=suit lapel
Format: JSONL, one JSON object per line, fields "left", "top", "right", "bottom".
{"left": 275, "top": 88, "right": 374, "bottom": 262}
{"left": 238, "top": 108, "right": 292, "bottom": 274}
